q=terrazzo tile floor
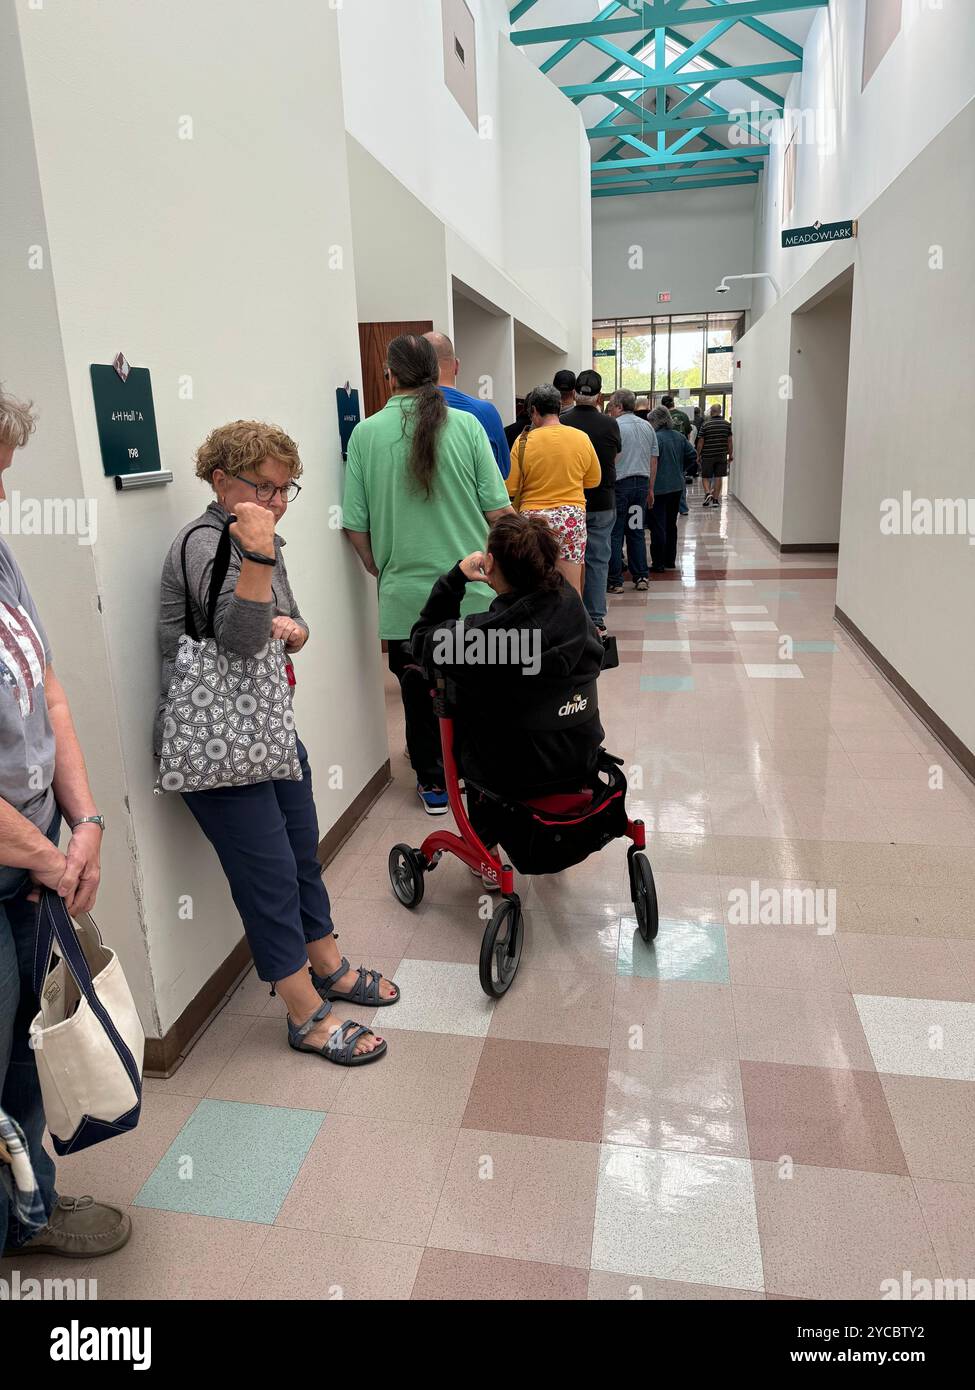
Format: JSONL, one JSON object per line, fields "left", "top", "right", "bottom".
{"left": 10, "top": 490, "right": 974, "bottom": 1300}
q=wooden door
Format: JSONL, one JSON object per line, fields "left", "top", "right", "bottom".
{"left": 357, "top": 320, "right": 434, "bottom": 418}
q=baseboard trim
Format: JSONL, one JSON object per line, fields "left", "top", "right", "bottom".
{"left": 732, "top": 495, "right": 839, "bottom": 554}
{"left": 143, "top": 758, "right": 393, "bottom": 1077}
{"left": 781, "top": 541, "right": 839, "bottom": 554}
{"left": 834, "top": 606, "right": 975, "bottom": 786}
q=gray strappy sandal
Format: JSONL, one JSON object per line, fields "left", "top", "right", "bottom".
{"left": 313, "top": 954, "right": 400, "bottom": 1007}
{"left": 287, "top": 1000, "right": 387, "bottom": 1066}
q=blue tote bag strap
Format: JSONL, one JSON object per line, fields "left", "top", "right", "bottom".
{"left": 32, "top": 891, "right": 142, "bottom": 1098}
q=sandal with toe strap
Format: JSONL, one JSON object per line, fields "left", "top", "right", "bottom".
{"left": 312, "top": 955, "right": 400, "bottom": 1007}
{"left": 287, "top": 1000, "right": 387, "bottom": 1066}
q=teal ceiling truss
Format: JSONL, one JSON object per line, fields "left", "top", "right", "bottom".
{"left": 508, "top": 0, "right": 828, "bottom": 196}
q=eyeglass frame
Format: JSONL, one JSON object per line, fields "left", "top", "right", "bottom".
{"left": 236, "top": 474, "right": 302, "bottom": 504}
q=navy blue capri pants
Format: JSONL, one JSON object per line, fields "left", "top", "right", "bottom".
{"left": 182, "top": 738, "right": 334, "bottom": 983}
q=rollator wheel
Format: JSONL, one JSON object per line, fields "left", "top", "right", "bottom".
{"left": 630, "top": 852, "right": 659, "bottom": 943}
{"left": 388, "top": 844, "right": 425, "bottom": 909}
{"left": 479, "top": 896, "right": 523, "bottom": 998}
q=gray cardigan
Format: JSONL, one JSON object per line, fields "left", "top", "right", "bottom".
{"left": 155, "top": 501, "right": 308, "bottom": 754}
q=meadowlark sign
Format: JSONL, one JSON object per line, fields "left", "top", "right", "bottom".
{"left": 781, "top": 219, "right": 857, "bottom": 249}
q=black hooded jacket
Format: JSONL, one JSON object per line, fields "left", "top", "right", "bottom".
{"left": 408, "top": 564, "right": 605, "bottom": 798}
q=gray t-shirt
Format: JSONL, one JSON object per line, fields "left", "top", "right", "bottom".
{"left": 615, "top": 411, "right": 659, "bottom": 480}
{"left": 0, "top": 538, "right": 56, "bottom": 832}
{"left": 155, "top": 501, "right": 308, "bottom": 755}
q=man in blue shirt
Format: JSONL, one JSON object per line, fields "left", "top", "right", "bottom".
{"left": 424, "top": 332, "right": 510, "bottom": 479}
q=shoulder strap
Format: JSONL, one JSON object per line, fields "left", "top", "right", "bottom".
{"left": 179, "top": 518, "right": 235, "bottom": 641}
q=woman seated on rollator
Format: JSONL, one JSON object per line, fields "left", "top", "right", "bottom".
{"left": 408, "top": 512, "right": 606, "bottom": 867}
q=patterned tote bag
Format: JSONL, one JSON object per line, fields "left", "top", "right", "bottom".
{"left": 155, "top": 518, "right": 302, "bottom": 793}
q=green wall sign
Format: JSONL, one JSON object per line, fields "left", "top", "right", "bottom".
{"left": 90, "top": 360, "right": 162, "bottom": 477}
{"left": 781, "top": 218, "right": 857, "bottom": 249}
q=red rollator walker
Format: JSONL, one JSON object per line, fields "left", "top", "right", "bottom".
{"left": 388, "top": 668, "right": 659, "bottom": 998}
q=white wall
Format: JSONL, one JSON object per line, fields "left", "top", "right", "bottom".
{"left": 514, "top": 328, "right": 569, "bottom": 399}
{"left": 347, "top": 137, "right": 451, "bottom": 328}
{"left": 751, "top": 0, "right": 975, "bottom": 321}
{"left": 346, "top": 132, "right": 571, "bottom": 405}
{"left": 339, "top": 0, "right": 510, "bottom": 267}
{"left": 733, "top": 240, "right": 855, "bottom": 542}
{"left": 781, "top": 280, "right": 852, "bottom": 546}
{"left": 9, "top": 0, "right": 388, "bottom": 1035}
{"left": 836, "top": 100, "right": 975, "bottom": 756}
{"left": 592, "top": 186, "right": 757, "bottom": 319}
{"left": 1, "top": 0, "right": 155, "bottom": 1025}
{"left": 498, "top": 34, "right": 594, "bottom": 367}
{"left": 338, "top": 0, "right": 592, "bottom": 368}
{"left": 451, "top": 288, "right": 515, "bottom": 422}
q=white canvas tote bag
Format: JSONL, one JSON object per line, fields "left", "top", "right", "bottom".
{"left": 29, "top": 890, "right": 144, "bottom": 1155}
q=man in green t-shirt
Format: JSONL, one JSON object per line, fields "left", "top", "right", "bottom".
{"left": 661, "top": 394, "right": 691, "bottom": 438}
{"left": 342, "top": 335, "right": 511, "bottom": 812}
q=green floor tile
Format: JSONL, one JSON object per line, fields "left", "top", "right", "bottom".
{"left": 133, "top": 1099, "right": 324, "bottom": 1224}
{"left": 618, "top": 920, "right": 730, "bottom": 983}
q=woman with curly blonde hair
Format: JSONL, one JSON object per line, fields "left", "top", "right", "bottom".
{"left": 157, "top": 421, "right": 398, "bottom": 1066}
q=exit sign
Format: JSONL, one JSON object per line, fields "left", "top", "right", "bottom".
{"left": 658, "top": 292, "right": 671, "bottom": 303}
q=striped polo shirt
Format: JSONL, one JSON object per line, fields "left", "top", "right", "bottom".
{"left": 698, "top": 416, "right": 732, "bottom": 465}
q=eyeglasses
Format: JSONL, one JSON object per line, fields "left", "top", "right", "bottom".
{"left": 239, "top": 476, "right": 302, "bottom": 504}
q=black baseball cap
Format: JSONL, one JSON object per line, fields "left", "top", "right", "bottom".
{"left": 575, "top": 369, "right": 602, "bottom": 399}
{"left": 553, "top": 369, "right": 577, "bottom": 393}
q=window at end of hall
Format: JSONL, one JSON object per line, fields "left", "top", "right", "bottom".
{"left": 592, "top": 314, "right": 744, "bottom": 396}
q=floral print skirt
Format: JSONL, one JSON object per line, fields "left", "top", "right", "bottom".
{"left": 521, "top": 504, "right": 587, "bottom": 564}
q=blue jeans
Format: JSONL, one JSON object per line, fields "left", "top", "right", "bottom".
{"left": 181, "top": 739, "right": 335, "bottom": 983}
{"left": 0, "top": 809, "right": 62, "bottom": 1252}
{"left": 609, "top": 477, "right": 650, "bottom": 584}
{"left": 583, "top": 508, "right": 615, "bottom": 626}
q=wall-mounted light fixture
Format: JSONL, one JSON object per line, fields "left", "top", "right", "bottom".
{"left": 715, "top": 272, "right": 782, "bottom": 298}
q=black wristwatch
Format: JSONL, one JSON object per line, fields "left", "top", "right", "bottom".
{"left": 240, "top": 549, "right": 277, "bottom": 567}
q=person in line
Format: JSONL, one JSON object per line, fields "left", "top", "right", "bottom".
{"left": 423, "top": 331, "right": 510, "bottom": 479}
{"left": 661, "top": 393, "right": 692, "bottom": 439}
{"left": 343, "top": 334, "right": 512, "bottom": 813}
{"left": 634, "top": 395, "right": 651, "bottom": 421}
{"left": 647, "top": 406, "right": 698, "bottom": 571}
{"left": 503, "top": 397, "right": 530, "bottom": 449}
{"left": 505, "top": 383, "right": 600, "bottom": 595}
{"left": 698, "top": 403, "right": 734, "bottom": 506}
{"left": 692, "top": 405, "right": 704, "bottom": 441}
{"left": 409, "top": 513, "right": 605, "bottom": 857}
{"left": 606, "top": 389, "right": 657, "bottom": 593}
{"left": 560, "top": 370, "right": 620, "bottom": 635}
{"left": 0, "top": 387, "right": 130, "bottom": 1258}
{"left": 158, "top": 421, "right": 395, "bottom": 1066}
{"left": 554, "top": 369, "right": 577, "bottom": 414}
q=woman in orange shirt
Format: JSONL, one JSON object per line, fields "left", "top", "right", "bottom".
{"left": 507, "top": 384, "right": 601, "bottom": 593}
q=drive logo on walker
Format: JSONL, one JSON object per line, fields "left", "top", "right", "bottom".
{"left": 559, "top": 693, "right": 588, "bottom": 717}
